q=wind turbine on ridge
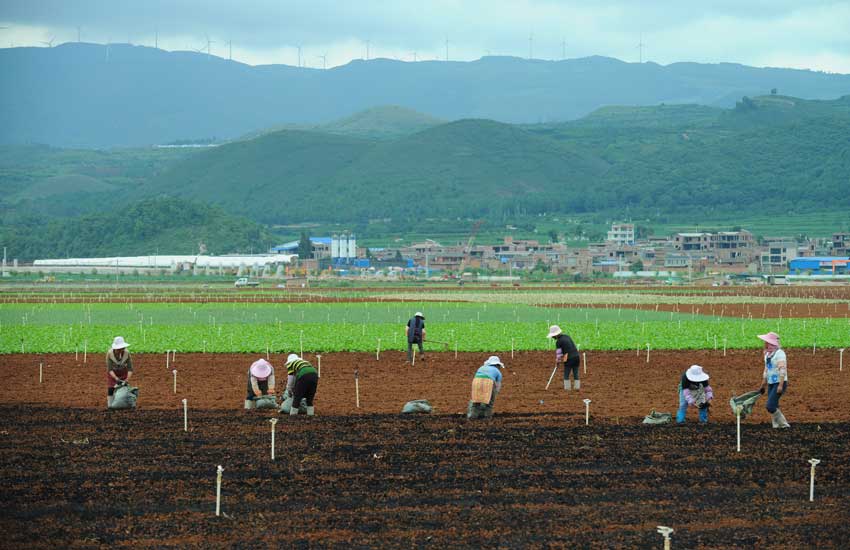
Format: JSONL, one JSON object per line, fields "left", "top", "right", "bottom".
{"left": 40, "top": 37, "right": 55, "bottom": 48}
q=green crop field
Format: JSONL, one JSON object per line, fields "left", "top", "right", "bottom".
{"left": 3, "top": 301, "right": 848, "bottom": 354}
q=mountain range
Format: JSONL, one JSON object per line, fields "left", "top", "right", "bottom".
{"left": 2, "top": 42, "right": 850, "bottom": 147}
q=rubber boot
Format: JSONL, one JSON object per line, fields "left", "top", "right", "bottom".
{"left": 290, "top": 407, "right": 299, "bottom": 416}
{"left": 107, "top": 395, "right": 114, "bottom": 408}
{"left": 563, "top": 379, "right": 571, "bottom": 390}
{"left": 244, "top": 399, "right": 254, "bottom": 410}
{"left": 306, "top": 406, "right": 315, "bottom": 416}
{"left": 770, "top": 410, "right": 780, "bottom": 428}
{"left": 773, "top": 409, "right": 790, "bottom": 428}
{"left": 573, "top": 379, "right": 581, "bottom": 391}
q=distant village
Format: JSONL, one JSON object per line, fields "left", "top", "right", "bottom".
{"left": 21, "top": 224, "right": 850, "bottom": 283}
{"left": 284, "top": 225, "right": 850, "bottom": 282}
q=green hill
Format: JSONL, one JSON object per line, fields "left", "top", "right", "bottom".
{"left": 2, "top": 197, "right": 273, "bottom": 260}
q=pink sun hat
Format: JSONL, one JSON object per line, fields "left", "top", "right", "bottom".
{"left": 757, "top": 332, "right": 780, "bottom": 347}
{"left": 250, "top": 358, "right": 273, "bottom": 380}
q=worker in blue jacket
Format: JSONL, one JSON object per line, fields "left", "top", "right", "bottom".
{"left": 467, "top": 355, "right": 505, "bottom": 419}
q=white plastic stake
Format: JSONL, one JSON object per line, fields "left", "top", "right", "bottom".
{"left": 83, "top": 340, "right": 87, "bottom": 363}
{"left": 412, "top": 347, "right": 416, "bottom": 366}
{"left": 354, "top": 368, "right": 360, "bottom": 408}
{"left": 723, "top": 338, "right": 727, "bottom": 357}
{"left": 215, "top": 465, "right": 224, "bottom": 516}
{"left": 735, "top": 405, "right": 742, "bottom": 452}
{"left": 317, "top": 354, "right": 322, "bottom": 377}
{"left": 172, "top": 369, "right": 177, "bottom": 394}
{"left": 583, "top": 398, "right": 591, "bottom": 425}
{"left": 299, "top": 330, "right": 304, "bottom": 358}
{"left": 511, "top": 338, "right": 515, "bottom": 359}
{"left": 545, "top": 363, "right": 558, "bottom": 390}
{"left": 454, "top": 341, "right": 458, "bottom": 358}
{"left": 645, "top": 343, "right": 650, "bottom": 364}
{"left": 809, "top": 458, "right": 821, "bottom": 502}
{"left": 182, "top": 398, "right": 188, "bottom": 432}
{"left": 166, "top": 352, "right": 170, "bottom": 369}
{"left": 39, "top": 362, "right": 43, "bottom": 383}
{"left": 269, "top": 418, "right": 278, "bottom": 460}
{"left": 840, "top": 348, "right": 845, "bottom": 371}
{"left": 376, "top": 338, "right": 381, "bottom": 361}
{"left": 583, "top": 352, "right": 587, "bottom": 374}
{"left": 657, "top": 526, "right": 674, "bottom": 550}
{"left": 266, "top": 343, "right": 269, "bottom": 360}
{"left": 171, "top": 350, "right": 176, "bottom": 363}
{"left": 812, "top": 341, "right": 816, "bottom": 355}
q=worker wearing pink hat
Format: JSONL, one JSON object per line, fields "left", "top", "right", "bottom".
{"left": 106, "top": 336, "right": 133, "bottom": 408}
{"left": 244, "top": 358, "right": 276, "bottom": 409}
{"left": 757, "top": 332, "right": 790, "bottom": 428}
{"left": 547, "top": 324, "right": 581, "bottom": 390}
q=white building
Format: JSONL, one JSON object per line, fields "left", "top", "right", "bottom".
{"left": 606, "top": 223, "right": 635, "bottom": 246}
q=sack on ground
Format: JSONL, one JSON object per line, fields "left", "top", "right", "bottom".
{"left": 254, "top": 395, "right": 278, "bottom": 409}
{"left": 279, "top": 395, "right": 308, "bottom": 414}
{"left": 467, "top": 401, "right": 494, "bottom": 419}
{"left": 642, "top": 409, "right": 672, "bottom": 425}
{"left": 401, "top": 399, "right": 432, "bottom": 414}
{"left": 730, "top": 391, "right": 762, "bottom": 419}
{"left": 110, "top": 384, "right": 139, "bottom": 410}
{"left": 471, "top": 377, "right": 494, "bottom": 404}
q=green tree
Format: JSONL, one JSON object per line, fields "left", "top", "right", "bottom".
{"left": 630, "top": 259, "right": 644, "bottom": 273}
{"left": 297, "top": 232, "right": 313, "bottom": 259}
{"left": 548, "top": 229, "right": 559, "bottom": 243}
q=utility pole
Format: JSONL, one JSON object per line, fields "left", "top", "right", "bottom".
{"left": 637, "top": 33, "right": 645, "bottom": 63}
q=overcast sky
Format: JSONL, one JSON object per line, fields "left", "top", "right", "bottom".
{"left": 1, "top": 0, "right": 848, "bottom": 73}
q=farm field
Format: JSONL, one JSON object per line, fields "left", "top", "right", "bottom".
{"left": 2, "top": 282, "right": 849, "bottom": 547}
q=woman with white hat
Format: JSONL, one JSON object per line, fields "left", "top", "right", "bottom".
{"left": 467, "top": 355, "right": 505, "bottom": 419}
{"left": 244, "top": 358, "right": 276, "bottom": 409}
{"left": 757, "top": 331, "right": 790, "bottom": 428}
{"left": 283, "top": 353, "right": 318, "bottom": 416}
{"left": 106, "top": 336, "right": 133, "bottom": 408}
{"left": 547, "top": 325, "right": 580, "bottom": 390}
{"left": 676, "top": 365, "right": 713, "bottom": 424}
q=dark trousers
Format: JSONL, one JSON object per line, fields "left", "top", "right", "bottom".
{"left": 766, "top": 381, "right": 787, "bottom": 413}
{"left": 563, "top": 356, "right": 580, "bottom": 380}
{"left": 407, "top": 340, "right": 424, "bottom": 362}
{"left": 245, "top": 378, "right": 269, "bottom": 400}
{"left": 293, "top": 372, "right": 318, "bottom": 407}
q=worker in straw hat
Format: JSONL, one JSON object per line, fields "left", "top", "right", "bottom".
{"left": 244, "top": 358, "right": 276, "bottom": 409}
{"left": 283, "top": 353, "right": 318, "bottom": 416}
{"left": 547, "top": 325, "right": 581, "bottom": 390}
{"left": 467, "top": 355, "right": 506, "bottom": 419}
{"left": 757, "top": 331, "right": 790, "bottom": 428}
{"left": 676, "top": 365, "right": 714, "bottom": 424}
{"left": 106, "top": 336, "right": 134, "bottom": 408}
{"left": 406, "top": 311, "right": 426, "bottom": 363}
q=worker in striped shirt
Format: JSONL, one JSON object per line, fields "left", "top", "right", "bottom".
{"left": 283, "top": 353, "right": 319, "bottom": 416}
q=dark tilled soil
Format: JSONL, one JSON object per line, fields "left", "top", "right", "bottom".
{"left": 0, "top": 408, "right": 848, "bottom": 549}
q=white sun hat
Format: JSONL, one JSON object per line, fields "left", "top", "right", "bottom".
{"left": 286, "top": 353, "right": 300, "bottom": 365}
{"left": 686, "top": 364, "right": 710, "bottom": 382}
{"left": 111, "top": 336, "right": 130, "bottom": 350}
{"left": 485, "top": 355, "right": 504, "bottom": 368}
{"left": 414, "top": 311, "right": 425, "bottom": 318}
{"left": 547, "top": 325, "right": 562, "bottom": 338}
{"left": 250, "top": 358, "right": 272, "bottom": 380}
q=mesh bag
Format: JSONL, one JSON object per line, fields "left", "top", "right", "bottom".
{"left": 401, "top": 399, "right": 433, "bottom": 414}
{"left": 642, "top": 409, "right": 672, "bottom": 425}
{"left": 254, "top": 395, "right": 278, "bottom": 409}
{"left": 110, "top": 384, "right": 139, "bottom": 410}
{"left": 279, "top": 395, "right": 308, "bottom": 414}
{"left": 730, "top": 390, "right": 762, "bottom": 419}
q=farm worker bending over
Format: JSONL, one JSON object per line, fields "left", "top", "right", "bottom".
{"left": 467, "top": 356, "right": 505, "bottom": 419}
{"left": 244, "top": 358, "right": 276, "bottom": 409}
{"left": 676, "top": 365, "right": 713, "bottom": 424}
{"left": 547, "top": 325, "right": 580, "bottom": 390}
{"left": 406, "top": 312, "right": 426, "bottom": 363}
{"left": 757, "top": 331, "right": 790, "bottom": 429}
{"left": 106, "top": 336, "right": 133, "bottom": 408}
{"left": 284, "top": 354, "right": 319, "bottom": 416}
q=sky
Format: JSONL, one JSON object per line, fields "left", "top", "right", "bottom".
{"left": 1, "top": 0, "right": 849, "bottom": 73}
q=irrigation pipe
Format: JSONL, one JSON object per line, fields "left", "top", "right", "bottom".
{"left": 376, "top": 338, "right": 381, "bottom": 361}
{"left": 215, "top": 465, "right": 224, "bottom": 517}
{"left": 39, "top": 362, "right": 43, "bottom": 383}
{"left": 182, "top": 398, "right": 188, "bottom": 432}
{"left": 645, "top": 343, "right": 650, "bottom": 364}
{"left": 735, "top": 405, "right": 742, "bottom": 452}
{"left": 172, "top": 369, "right": 177, "bottom": 394}
{"left": 269, "top": 418, "right": 278, "bottom": 461}
{"left": 317, "top": 354, "right": 321, "bottom": 378}
{"left": 582, "top": 352, "right": 587, "bottom": 374}
{"left": 354, "top": 368, "right": 360, "bottom": 408}
{"left": 657, "top": 526, "right": 674, "bottom": 550}
{"left": 809, "top": 458, "right": 821, "bottom": 502}
{"left": 840, "top": 348, "right": 845, "bottom": 371}
{"left": 583, "top": 399, "right": 591, "bottom": 425}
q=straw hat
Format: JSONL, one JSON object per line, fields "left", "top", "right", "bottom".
{"left": 757, "top": 332, "right": 780, "bottom": 347}
{"left": 250, "top": 358, "right": 272, "bottom": 380}
{"left": 111, "top": 336, "right": 130, "bottom": 350}
{"left": 547, "top": 325, "right": 562, "bottom": 338}
{"left": 685, "top": 364, "right": 710, "bottom": 382}
{"left": 286, "top": 353, "right": 300, "bottom": 365}
{"left": 484, "top": 355, "right": 504, "bottom": 369}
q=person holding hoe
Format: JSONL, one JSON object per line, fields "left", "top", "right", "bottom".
{"left": 283, "top": 353, "right": 318, "bottom": 416}
{"left": 676, "top": 364, "right": 713, "bottom": 424}
{"left": 547, "top": 325, "right": 580, "bottom": 390}
{"left": 757, "top": 331, "right": 790, "bottom": 429}
{"left": 244, "top": 358, "right": 276, "bottom": 409}
{"left": 106, "top": 336, "right": 133, "bottom": 408}
{"left": 406, "top": 311, "right": 426, "bottom": 364}
{"left": 468, "top": 355, "right": 506, "bottom": 419}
